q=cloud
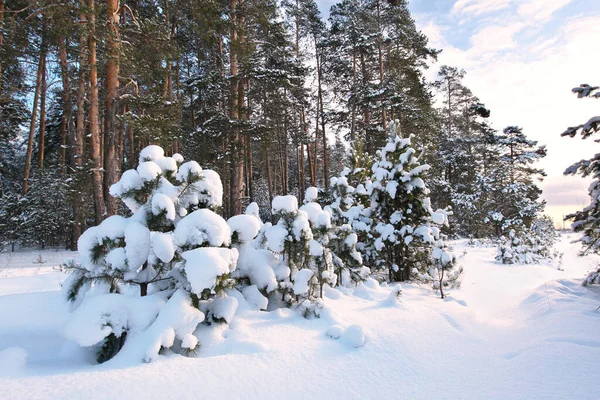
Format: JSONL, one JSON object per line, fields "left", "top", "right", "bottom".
{"left": 415, "top": 2, "right": 600, "bottom": 224}
{"left": 517, "top": 0, "right": 574, "bottom": 21}
{"left": 452, "top": 0, "right": 513, "bottom": 17}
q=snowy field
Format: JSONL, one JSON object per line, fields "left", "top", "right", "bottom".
{"left": 1, "top": 234, "right": 599, "bottom": 400}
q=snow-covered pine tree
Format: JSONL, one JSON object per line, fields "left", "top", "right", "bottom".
{"left": 299, "top": 188, "right": 337, "bottom": 297}
{"left": 368, "top": 121, "right": 451, "bottom": 282}
{"left": 325, "top": 178, "right": 370, "bottom": 286}
{"left": 228, "top": 203, "right": 279, "bottom": 311}
{"left": 262, "top": 195, "right": 325, "bottom": 316}
{"left": 561, "top": 84, "right": 600, "bottom": 284}
{"left": 333, "top": 145, "right": 376, "bottom": 267}
{"left": 62, "top": 145, "right": 237, "bottom": 363}
{"left": 430, "top": 234, "right": 460, "bottom": 299}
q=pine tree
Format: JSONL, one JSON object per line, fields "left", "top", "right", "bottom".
{"left": 561, "top": 84, "right": 600, "bottom": 284}
{"left": 368, "top": 121, "right": 449, "bottom": 282}
{"left": 63, "top": 145, "right": 237, "bottom": 363}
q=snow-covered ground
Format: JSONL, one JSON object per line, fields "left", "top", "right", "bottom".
{"left": 1, "top": 233, "right": 599, "bottom": 400}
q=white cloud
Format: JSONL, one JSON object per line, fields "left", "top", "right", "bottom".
{"left": 469, "top": 22, "right": 525, "bottom": 55}
{"left": 418, "top": 6, "right": 600, "bottom": 226}
{"left": 452, "top": 0, "right": 513, "bottom": 17}
{"left": 517, "top": 0, "right": 574, "bottom": 21}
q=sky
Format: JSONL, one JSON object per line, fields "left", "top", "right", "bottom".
{"left": 316, "top": 0, "right": 600, "bottom": 228}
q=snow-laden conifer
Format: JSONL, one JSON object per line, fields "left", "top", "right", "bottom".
{"left": 62, "top": 145, "right": 236, "bottom": 363}
{"left": 367, "top": 121, "right": 454, "bottom": 283}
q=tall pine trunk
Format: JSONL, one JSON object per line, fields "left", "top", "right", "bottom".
{"left": 58, "top": 33, "right": 80, "bottom": 248}
{"left": 0, "top": 0, "right": 4, "bottom": 81}
{"left": 38, "top": 50, "right": 47, "bottom": 169}
{"left": 376, "top": 0, "right": 386, "bottom": 132}
{"left": 228, "top": 0, "right": 244, "bottom": 216}
{"left": 87, "top": 0, "right": 106, "bottom": 223}
{"left": 316, "top": 50, "right": 328, "bottom": 186}
{"left": 23, "top": 37, "right": 46, "bottom": 195}
{"left": 104, "top": 0, "right": 120, "bottom": 217}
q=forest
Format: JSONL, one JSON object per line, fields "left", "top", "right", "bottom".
{"left": 0, "top": 0, "right": 549, "bottom": 252}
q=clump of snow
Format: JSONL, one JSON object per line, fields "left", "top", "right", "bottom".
{"left": 343, "top": 325, "right": 366, "bottom": 348}
{"left": 293, "top": 269, "right": 314, "bottom": 295}
{"left": 137, "top": 161, "right": 162, "bottom": 182}
{"left": 151, "top": 232, "right": 175, "bottom": 263}
{"left": 176, "top": 161, "right": 203, "bottom": 182}
{"left": 152, "top": 193, "right": 176, "bottom": 221}
{"left": 272, "top": 195, "right": 298, "bottom": 214}
{"left": 106, "top": 248, "right": 127, "bottom": 271}
{"left": 265, "top": 225, "right": 288, "bottom": 253}
{"left": 235, "top": 247, "right": 279, "bottom": 292}
{"left": 242, "top": 285, "right": 269, "bottom": 310}
{"left": 181, "top": 248, "right": 238, "bottom": 294}
{"left": 305, "top": 187, "right": 319, "bottom": 203}
{"left": 228, "top": 215, "right": 260, "bottom": 244}
{"left": 139, "top": 145, "right": 164, "bottom": 163}
{"left": 64, "top": 293, "right": 165, "bottom": 347}
{"left": 96, "top": 216, "right": 127, "bottom": 242}
{"left": 109, "top": 170, "right": 144, "bottom": 198}
{"left": 245, "top": 202, "right": 261, "bottom": 221}
{"left": 124, "top": 222, "right": 151, "bottom": 271}
{"left": 309, "top": 240, "right": 323, "bottom": 257}
{"left": 207, "top": 296, "right": 238, "bottom": 323}
{"left": 326, "top": 325, "right": 344, "bottom": 339}
{"left": 115, "top": 289, "right": 204, "bottom": 363}
{"left": 197, "top": 169, "right": 223, "bottom": 209}
{"left": 174, "top": 209, "right": 231, "bottom": 248}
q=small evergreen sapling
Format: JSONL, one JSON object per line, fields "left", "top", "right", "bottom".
{"left": 367, "top": 121, "right": 451, "bottom": 282}
{"left": 62, "top": 145, "right": 236, "bottom": 363}
{"left": 263, "top": 195, "right": 322, "bottom": 315}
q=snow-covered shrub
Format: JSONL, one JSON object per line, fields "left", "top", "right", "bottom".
{"left": 62, "top": 145, "right": 237, "bottom": 363}
{"left": 367, "top": 121, "right": 453, "bottom": 282}
{"left": 324, "top": 179, "right": 370, "bottom": 286}
{"left": 300, "top": 189, "right": 337, "bottom": 297}
{"left": 429, "top": 238, "right": 462, "bottom": 299}
{"left": 260, "top": 195, "right": 326, "bottom": 316}
{"left": 496, "top": 218, "right": 559, "bottom": 265}
{"left": 583, "top": 268, "right": 600, "bottom": 286}
{"left": 228, "top": 203, "right": 278, "bottom": 308}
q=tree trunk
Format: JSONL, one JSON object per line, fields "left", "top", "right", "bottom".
{"left": 228, "top": 0, "right": 244, "bottom": 216}
{"left": 350, "top": 52, "right": 357, "bottom": 142}
{"left": 246, "top": 80, "right": 253, "bottom": 202}
{"left": 0, "top": 0, "right": 4, "bottom": 82}
{"left": 119, "top": 105, "right": 125, "bottom": 169}
{"left": 72, "top": 12, "right": 87, "bottom": 249}
{"left": 87, "top": 0, "right": 106, "bottom": 223}
{"left": 316, "top": 51, "right": 328, "bottom": 186}
{"left": 57, "top": 30, "right": 72, "bottom": 175}
{"left": 38, "top": 51, "right": 47, "bottom": 169}
{"left": 306, "top": 134, "right": 315, "bottom": 187}
{"left": 104, "top": 0, "right": 120, "bottom": 217}
{"left": 140, "top": 282, "right": 148, "bottom": 297}
{"left": 266, "top": 148, "right": 273, "bottom": 203}
{"left": 128, "top": 115, "right": 134, "bottom": 169}
{"left": 376, "top": 0, "right": 387, "bottom": 132}
{"left": 23, "top": 39, "right": 46, "bottom": 195}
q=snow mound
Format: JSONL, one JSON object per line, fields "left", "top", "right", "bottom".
{"left": 325, "top": 325, "right": 366, "bottom": 348}
{"left": 0, "top": 347, "right": 28, "bottom": 376}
